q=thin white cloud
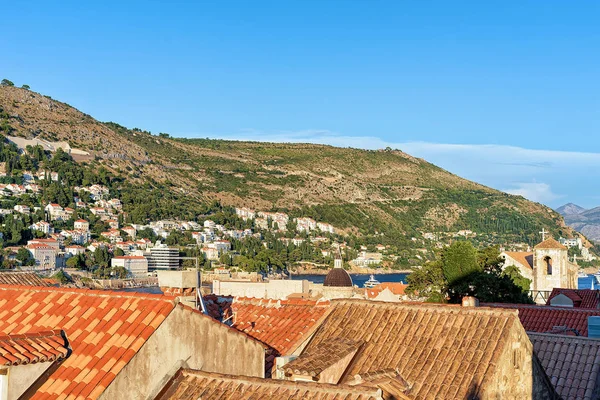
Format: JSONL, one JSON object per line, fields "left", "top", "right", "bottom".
{"left": 504, "top": 182, "right": 564, "bottom": 204}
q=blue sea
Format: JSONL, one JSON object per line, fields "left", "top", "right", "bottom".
{"left": 579, "top": 275, "right": 597, "bottom": 289}
{"left": 293, "top": 273, "right": 409, "bottom": 287}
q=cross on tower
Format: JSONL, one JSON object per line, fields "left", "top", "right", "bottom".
{"left": 539, "top": 228, "right": 548, "bottom": 241}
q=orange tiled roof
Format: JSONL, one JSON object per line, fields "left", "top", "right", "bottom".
{"left": 0, "top": 330, "right": 68, "bottom": 365}
{"left": 530, "top": 333, "right": 600, "bottom": 400}
{"left": 535, "top": 238, "right": 567, "bottom": 250}
{"left": 503, "top": 251, "right": 534, "bottom": 269}
{"left": 365, "top": 282, "right": 407, "bottom": 299}
{"left": 0, "top": 271, "right": 51, "bottom": 286}
{"left": 156, "top": 369, "right": 385, "bottom": 400}
{"left": 303, "top": 299, "right": 523, "bottom": 399}
{"left": 0, "top": 285, "right": 178, "bottom": 399}
{"left": 203, "top": 296, "right": 331, "bottom": 354}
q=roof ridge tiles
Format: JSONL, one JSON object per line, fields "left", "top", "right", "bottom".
{"left": 0, "top": 284, "right": 177, "bottom": 302}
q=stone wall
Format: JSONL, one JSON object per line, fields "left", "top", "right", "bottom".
{"left": 100, "top": 304, "right": 265, "bottom": 400}
{"left": 212, "top": 279, "right": 309, "bottom": 300}
{"left": 478, "top": 318, "right": 557, "bottom": 399}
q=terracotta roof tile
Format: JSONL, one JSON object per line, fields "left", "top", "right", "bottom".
{"left": 547, "top": 289, "right": 600, "bottom": 309}
{"left": 535, "top": 238, "right": 567, "bottom": 250}
{"left": 0, "top": 285, "right": 177, "bottom": 399}
{"left": 365, "top": 283, "right": 408, "bottom": 299}
{"left": 284, "top": 337, "right": 362, "bottom": 377}
{"left": 530, "top": 333, "right": 600, "bottom": 400}
{"left": 0, "top": 271, "right": 52, "bottom": 286}
{"left": 157, "top": 369, "right": 385, "bottom": 400}
{"left": 204, "top": 296, "right": 331, "bottom": 355}
{"left": 0, "top": 329, "right": 69, "bottom": 366}
{"left": 302, "top": 299, "right": 522, "bottom": 400}
{"left": 484, "top": 303, "right": 600, "bottom": 337}
{"left": 503, "top": 251, "right": 534, "bottom": 269}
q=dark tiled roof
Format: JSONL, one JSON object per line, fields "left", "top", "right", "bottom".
{"left": 303, "top": 299, "right": 522, "bottom": 399}
{"left": 0, "top": 330, "right": 68, "bottom": 365}
{"left": 530, "top": 333, "right": 600, "bottom": 400}
{"left": 547, "top": 288, "right": 600, "bottom": 309}
{"left": 0, "top": 285, "right": 177, "bottom": 399}
{"left": 484, "top": 303, "right": 600, "bottom": 337}
{"left": 0, "top": 271, "right": 51, "bottom": 286}
{"left": 535, "top": 238, "right": 567, "bottom": 250}
{"left": 156, "top": 369, "right": 384, "bottom": 400}
{"left": 284, "top": 338, "right": 362, "bottom": 377}
{"left": 324, "top": 268, "right": 353, "bottom": 287}
{"left": 482, "top": 303, "right": 600, "bottom": 336}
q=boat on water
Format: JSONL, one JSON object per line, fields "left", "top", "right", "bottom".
{"left": 363, "top": 275, "right": 381, "bottom": 288}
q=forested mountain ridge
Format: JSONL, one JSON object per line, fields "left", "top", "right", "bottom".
{"left": 0, "top": 84, "right": 577, "bottom": 247}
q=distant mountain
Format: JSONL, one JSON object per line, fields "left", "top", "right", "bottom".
{"left": 558, "top": 204, "right": 600, "bottom": 243}
{"left": 556, "top": 203, "right": 587, "bottom": 216}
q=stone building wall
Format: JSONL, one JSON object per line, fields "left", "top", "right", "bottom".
{"left": 99, "top": 304, "right": 265, "bottom": 400}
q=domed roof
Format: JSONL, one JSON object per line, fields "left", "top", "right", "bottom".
{"left": 324, "top": 267, "right": 353, "bottom": 287}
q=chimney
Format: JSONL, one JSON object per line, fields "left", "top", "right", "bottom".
{"left": 589, "top": 316, "right": 600, "bottom": 339}
{"left": 462, "top": 296, "right": 479, "bottom": 307}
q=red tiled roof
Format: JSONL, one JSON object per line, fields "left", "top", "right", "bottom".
{"left": 530, "top": 333, "right": 600, "bottom": 400}
{"left": 0, "top": 285, "right": 178, "bottom": 399}
{"left": 484, "top": 303, "right": 600, "bottom": 336}
{"left": 547, "top": 288, "right": 600, "bottom": 309}
{"left": 535, "top": 238, "right": 567, "bottom": 250}
{"left": 0, "top": 330, "right": 68, "bottom": 366}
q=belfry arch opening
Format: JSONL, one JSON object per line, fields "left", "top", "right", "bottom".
{"left": 544, "top": 256, "right": 552, "bottom": 275}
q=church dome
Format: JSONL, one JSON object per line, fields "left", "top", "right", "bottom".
{"left": 324, "top": 268, "right": 353, "bottom": 287}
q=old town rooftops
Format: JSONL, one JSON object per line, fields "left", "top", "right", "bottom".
{"left": 0, "top": 285, "right": 178, "bottom": 399}
{"left": 0, "top": 271, "right": 51, "bottom": 286}
{"left": 301, "top": 299, "right": 524, "bottom": 399}
{"left": 156, "top": 369, "right": 387, "bottom": 400}
{"left": 484, "top": 302, "right": 600, "bottom": 336}
{"left": 530, "top": 332, "right": 600, "bottom": 400}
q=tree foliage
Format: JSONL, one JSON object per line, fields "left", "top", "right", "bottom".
{"left": 407, "top": 242, "right": 533, "bottom": 304}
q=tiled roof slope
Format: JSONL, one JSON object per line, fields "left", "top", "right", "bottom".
{"left": 485, "top": 303, "right": 600, "bottom": 337}
{"left": 547, "top": 288, "right": 599, "bottom": 309}
{"left": 529, "top": 333, "right": 600, "bottom": 400}
{"left": 0, "top": 330, "right": 68, "bottom": 365}
{"left": 304, "top": 300, "right": 522, "bottom": 400}
{"left": 503, "top": 251, "right": 534, "bottom": 269}
{"left": 284, "top": 338, "right": 362, "bottom": 377}
{"left": 0, "top": 271, "right": 51, "bottom": 286}
{"left": 0, "top": 285, "right": 177, "bottom": 399}
{"left": 156, "top": 369, "right": 385, "bottom": 400}
{"left": 535, "top": 238, "right": 567, "bottom": 250}
{"left": 205, "top": 296, "right": 331, "bottom": 354}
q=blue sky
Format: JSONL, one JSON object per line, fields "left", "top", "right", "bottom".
{"left": 2, "top": 1, "right": 600, "bottom": 208}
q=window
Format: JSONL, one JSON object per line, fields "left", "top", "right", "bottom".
{"left": 544, "top": 256, "right": 552, "bottom": 275}
{"left": 513, "top": 349, "right": 522, "bottom": 369}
